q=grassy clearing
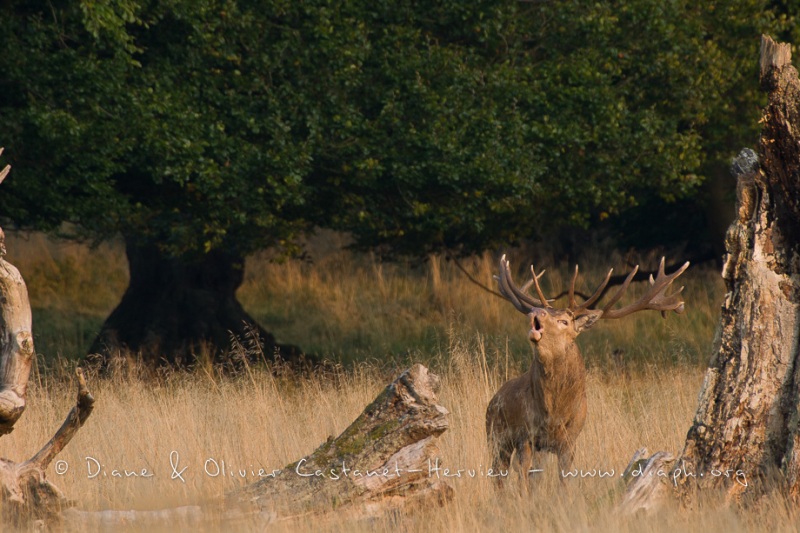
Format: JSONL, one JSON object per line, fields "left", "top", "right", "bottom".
{"left": 240, "top": 240, "right": 722, "bottom": 369}
{"left": 4, "top": 338, "right": 797, "bottom": 532}
{"left": 5, "top": 231, "right": 785, "bottom": 532}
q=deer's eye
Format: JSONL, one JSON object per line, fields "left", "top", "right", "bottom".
{"left": 558, "top": 320, "right": 569, "bottom": 326}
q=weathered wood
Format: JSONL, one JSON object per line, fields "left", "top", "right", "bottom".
{"left": 0, "top": 146, "right": 29, "bottom": 436}
{"left": 228, "top": 363, "right": 452, "bottom": 519}
{"left": 0, "top": 148, "right": 34, "bottom": 437}
{"left": 0, "top": 150, "right": 97, "bottom": 526}
{"left": 621, "top": 35, "right": 800, "bottom": 511}
{"left": 760, "top": 35, "right": 792, "bottom": 87}
{"left": 618, "top": 449, "right": 674, "bottom": 515}
{"left": 0, "top": 148, "right": 9, "bottom": 185}
{"left": 0, "top": 228, "right": 35, "bottom": 436}
{"left": 678, "top": 34, "right": 800, "bottom": 502}
{"left": 63, "top": 364, "right": 452, "bottom": 528}
{"left": 0, "top": 369, "right": 95, "bottom": 525}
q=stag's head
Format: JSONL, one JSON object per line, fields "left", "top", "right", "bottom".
{"left": 526, "top": 307, "right": 602, "bottom": 352}
{"left": 496, "top": 255, "right": 689, "bottom": 354}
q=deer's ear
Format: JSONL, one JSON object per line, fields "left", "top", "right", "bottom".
{"left": 573, "top": 311, "right": 602, "bottom": 333}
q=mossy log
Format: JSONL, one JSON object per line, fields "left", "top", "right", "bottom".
{"left": 227, "top": 363, "right": 452, "bottom": 521}
{"left": 620, "top": 35, "right": 800, "bottom": 513}
{"left": 66, "top": 364, "right": 452, "bottom": 528}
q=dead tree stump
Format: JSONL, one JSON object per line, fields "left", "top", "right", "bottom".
{"left": 0, "top": 151, "right": 96, "bottom": 526}
{"left": 621, "top": 35, "right": 800, "bottom": 512}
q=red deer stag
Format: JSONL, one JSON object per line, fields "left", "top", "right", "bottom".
{"left": 486, "top": 255, "right": 688, "bottom": 481}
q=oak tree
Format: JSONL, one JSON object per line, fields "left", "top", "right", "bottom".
{"left": 0, "top": 0, "right": 783, "bottom": 365}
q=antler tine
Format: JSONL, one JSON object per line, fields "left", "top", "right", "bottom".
{"left": 572, "top": 267, "right": 614, "bottom": 313}
{"left": 495, "top": 255, "right": 546, "bottom": 314}
{"left": 530, "top": 265, "right": 552, "bottom": 309}
{"left": 495, "top": 256, "right": 528, "bottom": 313}
{"left": 519, "top": 269, "right": 546, "bottom": 294}
{"left": 599, "top": 266, "right": 639, "bottom": 313}
{"left": 601, "top": 258, "right": 690, "bottom": 319}
{"left": 568, "top": 265, "right": 579, "bottom": 308}
{"left": 514, "top": 266, "right": 548, "bottom": 309}
{"left": 587, "top": 268, "right": 614, "bottom": 308}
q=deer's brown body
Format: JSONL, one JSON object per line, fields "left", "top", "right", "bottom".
{"left": 486, "top": 256, "right": 688, "bottom": 480}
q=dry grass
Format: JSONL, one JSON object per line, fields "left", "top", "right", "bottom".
{"left": 4, "top": 231, "right": 796, "bottom": 531}
{"left": 3, "top": 232, "right": 128, "bottom": 360}
{"left": 240, "top": 240, "right": 722, "bottom": 369}
{"left": 4, "top": 341, "right": 797, "bottom": 531}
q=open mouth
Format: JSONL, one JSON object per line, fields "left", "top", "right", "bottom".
{"left": 529, "top": 314, "right": 543, "bottom": 342}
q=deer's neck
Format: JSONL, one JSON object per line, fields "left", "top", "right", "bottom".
{"left": 528, "top": 342, "right": 586, "bottom": 407}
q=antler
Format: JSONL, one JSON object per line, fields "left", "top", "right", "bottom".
{"left": 495, "top": 255, "right": 549, "bottom": 314}
{"left": 568, "top": 264, "right": 614, "bottom": 315}
{"left": 599, "top": 257, "right": 689, "bottom": 319}
{"left": 496, "top": 255, "right": 689, "bottom": 320}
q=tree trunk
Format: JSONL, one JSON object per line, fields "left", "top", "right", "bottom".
{"left": 64, "top": 364, "right": 453, "bottom": 528}
{"left": 0, "top": 228, "right": 34, "bottom": 436}
{"left": 88, "top": 238, "right": 310, "bottom": 368}
{"left": 621, "top": 35, "right": 800, "bottom": 511}
{"left": 0, "top": 154, "right": 96, "bottom": 526}
{"left": 0, "top": 158, "right": 33, "bottom": 436}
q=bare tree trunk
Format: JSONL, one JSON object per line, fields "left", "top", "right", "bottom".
{"left": 621, "top": 35, "right": 800, "bottom": 511}
{"left": 0, "top": 226, "right": 34, "bottom": 436}
{"left": 0, "top": 153, "right": 96, "bottom": 526}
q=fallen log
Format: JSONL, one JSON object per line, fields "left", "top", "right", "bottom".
{"left": 64, "top": 363, "right": 453, "bottom": 528}
{"left": 229, "top": 363, "right": 452, "bottom": 519}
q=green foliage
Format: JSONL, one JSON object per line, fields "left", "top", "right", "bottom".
{"left": 0, "top": 0, "right": 787, "bottom": 258}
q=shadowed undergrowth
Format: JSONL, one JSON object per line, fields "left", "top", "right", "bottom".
{"left": 4, "top": 231, "right": 724, "bottom": 371}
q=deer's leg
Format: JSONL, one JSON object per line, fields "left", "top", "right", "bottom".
{"left": 513, "top": 437, "right": 535, "bottom": 492}
{"left": 557, "top": 442, "right": 576, "bottom": 480}
{"left": 489, "top": 435, "right": 513, "bottom": 488}
{"left": 494, "top": 444, "right": 512, "bottom": 472}
{"left": 515, "top": 438, "right": 533, "bottom": 475}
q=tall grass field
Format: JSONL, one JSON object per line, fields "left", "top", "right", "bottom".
{"left": 2, "top": 232, "right": 796, "bottom": 531}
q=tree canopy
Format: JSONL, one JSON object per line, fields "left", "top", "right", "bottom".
{"left": 0, "top": 0, "right": 790, "bottom": 363}
{"left": 1, "top": 0, "right": 783, "bottom": 257}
